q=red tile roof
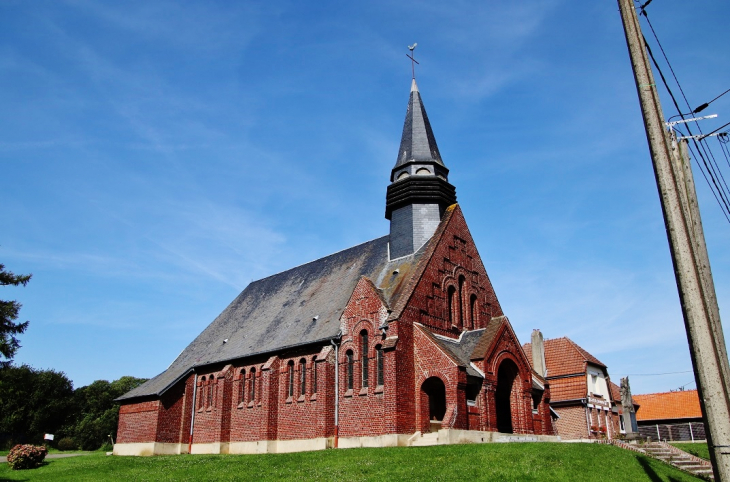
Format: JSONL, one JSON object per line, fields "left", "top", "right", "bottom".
{"left": 550, "top": 375, "right": 587, "bottom": 401}
{"left": 523, "top": 337, "right": 610, "bottom": 403}
{"left": 524, "top": 337, "right": 606, "bottom": 378}
{"left": 609, "top": 381, "right": 621, "bottom": 403}
{"left": 633, "top": 390, "right": 703, "bottom": 421}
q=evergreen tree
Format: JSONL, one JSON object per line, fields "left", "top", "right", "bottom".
{"left": 0, "top": 263, "right": 32, "bottom": 368}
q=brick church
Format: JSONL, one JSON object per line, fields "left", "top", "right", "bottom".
{"left": 114, "top": 79, "right": 557, "bottom": 456}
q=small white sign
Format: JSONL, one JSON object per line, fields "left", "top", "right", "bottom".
{"left": 44, "top": 434, "right": 54, "bottom": 441}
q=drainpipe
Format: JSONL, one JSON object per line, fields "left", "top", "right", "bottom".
{"left": 188, "top": 372, "right": 198, "bottom": 454}
{"left": 331, "top": 338, "right": 340, "bottom": 448}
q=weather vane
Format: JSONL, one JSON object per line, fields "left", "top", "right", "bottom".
{"left": 407, "top": 43, "right": 419, "bottom": 79}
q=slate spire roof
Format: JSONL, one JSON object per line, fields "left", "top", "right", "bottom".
{"left": 392, "top": 79, "right": 446, "bottom": 177}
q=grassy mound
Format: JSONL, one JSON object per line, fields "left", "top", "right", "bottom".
{"left": 0, "top": 442, "right": 705, "bottom": 481}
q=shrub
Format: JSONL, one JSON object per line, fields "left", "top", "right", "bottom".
{"left": 6, "top": 444, "right": 48, "bottom": 470}
{"left": 57, "top": 437, "right": 78, "bottom": 451}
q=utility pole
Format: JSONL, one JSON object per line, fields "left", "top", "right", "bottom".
{"left": 617, "top": 1, "right": 730, "bottom": 480}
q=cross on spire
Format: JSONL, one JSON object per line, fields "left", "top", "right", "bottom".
{"left": 407, "top": 43, "right": 419, "bottom": 79}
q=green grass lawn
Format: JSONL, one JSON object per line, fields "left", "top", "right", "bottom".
{"left": 0, "top": 443, "right": 706, "bottom": 481}
{"left": 671, "top": 442, "right": 710, "bottom": 461}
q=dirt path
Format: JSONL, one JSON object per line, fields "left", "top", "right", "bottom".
{"left": 0, "top": 452, "right": 90, "bottom": 463}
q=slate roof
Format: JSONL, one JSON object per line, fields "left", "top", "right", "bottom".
{"left": 120, "top": 235, "right": 425, "bottom": 401}
{"left": 634, "top": 390, "right": 703, "bottom": 422}
{"left": 471, "top": 316, "right": 506, "bottom": 361}
{"left": 394, "top": 79, "right": 445, "bottom": 171}
{"left": 429, "top": 329, "right": 486, "bottom": 378}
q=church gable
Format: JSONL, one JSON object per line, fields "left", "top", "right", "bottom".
{"left": 392, "top": 204, "right": 504, "bottom": 337}
{"left": 339, "top": 277, "right": 389, "bottom": 338}
{"left": 471, "top": 316, "right": 532, "bottom": 379}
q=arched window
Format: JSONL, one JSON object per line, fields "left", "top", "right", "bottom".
{"left": 361, "top": 331, "right": 369, "bottom": 388}
{"left": 249, "top": 367, "right": 256, "bottom": 402}
{"left": 208, "top": 377, "right": 214, "bottom": 408}
{"left": 346, "top": 350, "right": 354, "bottom": 391}
{"left": 288, "top": 361, "right": 295, "bottom": 398}
{"left": 240, "top": 370, "right": 246, "bottom": 403}
{"left": 469, "top": 294, "right": 477, "bottom": 329}
{"left": 300, "top": 359, "right": 307, "bottom": 395}
{"left": 312, "top": 357, "right": 318, "bottom": 394}
{"left": 198, "top": 376, "right": 206, "bottom": 409}
{"left": 447, "top": 285, "right": 456, "bottom": 325}
{"left": 376, "top": 345, "right": 384, "bottom": 386}
{"left": 458, "top": 275, "right": 466, "bottom": 327}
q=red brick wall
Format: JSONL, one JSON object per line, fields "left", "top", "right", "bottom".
{"left": 189, "top": 370, "right": 220, "bottom": 444}
{"left": 276, "top": 350, "right": 331, "bottom": 441}
{"left": 337, "top": 278, "right": 396, "bottom": 437}
{"left": 413, "top": 325, "right": 466, "bottom": 432}
{"left": 554, "top": 405, "right": 590, "bottom": 439}
{"left": 117, "top": 400, "right": 159, "bottom": 443}
{"left": 157, "top": 379, "right": 186, "bottom": 443}
{"left": 228, "top": 362, "right": 268, "bottom": 442}
{"left": 401, "top": 206, "right": 504, "bottom": 338}
{"left": 473, "top": 320, "right": 554, "bottom": 435}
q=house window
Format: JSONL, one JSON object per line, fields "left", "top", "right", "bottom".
{"left": 361, "top": 331, "right": 369, "bottom": 388}
{"left": 312, "top": 357, "right": 318, "bottom": 394}
{"left": 458, "top": 275, "right": 466, "bottom": 327}
{"left": 376, "top": 345, "right": 384, "bottom": 386}
{"left": 300, "top": 359, "right": 307, "bottom": 395}
{"left": 469, "top": 294, "right": 477, "bottom": 329}
{"left": 346, "top": 350, "right": 354, "bottom": 390}
{"left": 447, "top": 285, "right": 456, "bottom": 324}
{"left": 249, "top": 367, "right": 256, "bottom": 402}
{"left": 288, "top": 361, "right": 295, "bottom": 398}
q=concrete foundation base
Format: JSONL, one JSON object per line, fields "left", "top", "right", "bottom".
{"left": 112, "top": 430, "right": 562, "bottom": 456}
{"left": 113, "top": 442, "right": 186, "bottom": 456}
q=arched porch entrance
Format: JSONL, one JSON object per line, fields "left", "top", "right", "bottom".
{"left": 495, "top": 359, "right": 519, "bottom": 434}
{"left": 421, "top": 377, "right": 446, "bottom": 432}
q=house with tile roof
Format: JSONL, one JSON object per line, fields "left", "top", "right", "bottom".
{"left": 634, "top": 390, "right": 706, "bottom": 442}
{"left": 524, "top": 332, "right": 621, "bottom": 439}
{"left": 113, "top": 78, "right": 557, "bottom": 456}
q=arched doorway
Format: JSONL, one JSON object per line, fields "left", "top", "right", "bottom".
{"left": 421, "top": 377, "right": 446, "bottom": 432}
{"left": 495, "top": 359, "right": 519, "bottom": 434}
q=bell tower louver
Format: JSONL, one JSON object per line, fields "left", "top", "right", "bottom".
{"left": 385, "top": 79, "right": 457, "bottom": 259}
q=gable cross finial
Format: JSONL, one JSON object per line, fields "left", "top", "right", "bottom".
{"left": 407, "top": 43, "right": 419, "bottom": 79}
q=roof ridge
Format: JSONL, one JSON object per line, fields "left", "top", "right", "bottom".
{"left": 251, "top": 235, "right": 388, "bottom": 285}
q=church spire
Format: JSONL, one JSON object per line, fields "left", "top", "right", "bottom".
{"left": 385, "top": 79, "right": 457, "bottom": 259}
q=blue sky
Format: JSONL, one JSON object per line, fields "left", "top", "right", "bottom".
{"left": 2, "top": 0, "right": 729, "bottom": 395}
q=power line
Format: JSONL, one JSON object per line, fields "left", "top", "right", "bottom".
{"left": 702, "top": 121, "right": 730, "bottom": 140}
{"left": 640, "top": 4, "right": 730, "bottom": 209}
{"left": 639, "top": 13, "right": 730, "bottom": 222}
{"left": 641, "top": 12, "right": 730, "bottom": 208}
{"left": 693, "top": 87, "right": 730, "bottom": 114}
{"left": 624, "top": 370, "right": 694, "bottom": 376}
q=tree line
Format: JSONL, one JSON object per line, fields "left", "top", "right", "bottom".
{"left": 0, "top": 364, "right": 146, "bottom": 450}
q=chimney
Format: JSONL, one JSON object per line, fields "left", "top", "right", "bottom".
{"left": 531, "top": 329, "right": 547, "bottom": 378}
